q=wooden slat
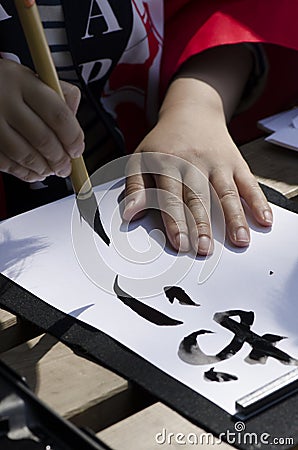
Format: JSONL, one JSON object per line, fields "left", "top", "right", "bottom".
{"left": 97, "top": 402, "right": 234, "bottom": 450}
{"left": 0, "top": 308, "right": 41, "bottom": 353}
{"left": 0, "top": 308, "right": 17, "bottom": 330}
{"left": 240, "top": 138, "right": 298, "bottom": 198}
{"left": 70, "top": 383, "right": 154, "bottom": 433}
{"left": 0, "top": 334, "right": 129, "bottom": 426}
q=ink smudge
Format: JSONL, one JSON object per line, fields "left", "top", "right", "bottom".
{"left": 113, "top": 276, "right": 183, "bottom": 326}
{"left": 164, "top": 286, "right": 200, "bottom": 306}
{"left": 204, "top": 367, "right": 238, "bottom": 382}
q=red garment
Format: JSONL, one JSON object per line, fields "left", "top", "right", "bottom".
{"left": 162, "top": 0, "right": 298, "bottom": 142}
{"left": 163, "top": 0, "right": 298, "bottom": 87}
{"left": 105, "top": 0, "right": 298, "bottom": 151}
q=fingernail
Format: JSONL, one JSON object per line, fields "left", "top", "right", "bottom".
{"left": 263, "top": 209, "right": 273, "bottom": 224}
{"left": 175, "top": 233, "right": 190, "bottom": 252}
{"left": 42, "top": 170, "right": 55, "bottom": 177}
{"left": 235, "top": 227, "right": 249, "bottom": 243}
{"left": 72, "top": 151, "right": 82, "bottom": 159}
{"left": 69, "top": 142, "right": 84, "bottom": 158}
{"left": 72, "top": 147, "right": 84, "bottom": 158}
{"left": 56, "top": 167, "right": 71, "bottom": 178}
{"left": 71, "top": 149, "right": 83, "bottom": 159}
{"left": 198, "top": 235, "right": 212, "bottom": 255}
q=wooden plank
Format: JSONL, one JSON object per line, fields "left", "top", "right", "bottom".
{"left": 97, "top": 402, "right": 234, "bottom": 449}
{"left": 0, "top": 308, "right": 16, "bottom": 330}
{"left": 240, "top": 138, "right": 298, "bottom": 199}
{"left": 70, "top": 383, "right": 155, "bottom": 433}
{"left": 0, "top": 308, "right": 41, "bottom": 353}
{"left": 0, "top": 334, "right": 129, "bottom": 425}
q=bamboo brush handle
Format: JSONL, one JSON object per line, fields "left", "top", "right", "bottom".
{"left": 14, "top": 0, "right": 92, "bottom": 196}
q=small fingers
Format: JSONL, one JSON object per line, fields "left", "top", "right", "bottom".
{"left": 124, "top": 154, "right": 213, "bottom": 255}
{"left": 154, "top": 172, "right": 190, "bottom": 252}
{"left": 123, "top": 173, "right": 148, "bottom": 221}
{"left": 0, "top": 152, "right": 47, "bottom": 182}
{"left": 183, "top": 175, "right": 213, "bottom": 255}
{"left": 123, "top": 154, "right": 152, "bottom": 221}
{"left": 211, "top": 172, "right": 250, "bottom": 247}
{"left": 235, "top": 167, "right": 273, "bottom": 226}
{"left": 24, "top": 79, "right": 85, "bottom": 161}
{"left": 60, "top": 80, "right": 81, "bottom": 115}
{"left": 124, "top": 155, "right": 191, "bottom": 252}
{"left": 4, "top": 106, "right": 71, "bottom": 177}
{"left": 0, "top": 119, "right": 55, "bottom": 178}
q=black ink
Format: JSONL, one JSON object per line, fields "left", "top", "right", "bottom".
{"left": 204, "top": 367, "right": 238, "bottom": 382}
{"left": 269, "top": 270, "right": 274, "bottom": 275}
{"left": 178, "top": 330, "right": 218, "bottom": 365}
{"left": 182, "top": 330, "right": 214, "bottom": 354}
{"left": 246, "top": 334, "right": 287, "bottom": 364}
{"left": 214, "top": 310, "right": 297, "bottom": 366}
{"left": 113, "top": 276, "right": 183, "bottom": 326}
{"left": 214, "top": 310, "right": 254, "bottom": 361}
{"left": 178, "top": 309, "right": 298, "bottom": 366}
{"left": 164, "top": 286, "right": 200, "bottom": 306}
{"left": 77, "top": 193, "right": 110, "bottom": 245}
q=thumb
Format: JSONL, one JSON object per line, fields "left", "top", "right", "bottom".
{"left": 60, "top": 80, "right": 81, "bottom": 114}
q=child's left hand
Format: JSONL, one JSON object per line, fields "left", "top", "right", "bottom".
{"left": 123, "top": 45, "right": 273, "bottom": 255}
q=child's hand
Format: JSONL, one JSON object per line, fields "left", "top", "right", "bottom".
{"left": 123, "top": 45, "right": 273, "bottom": 254}
{"left": 123, "top": 98, "right": 272, "bottom": 254}
{"left": 0, "top": 59, "right": 84, "bottom": 182}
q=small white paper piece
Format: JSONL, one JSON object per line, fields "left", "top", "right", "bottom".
{"left": 265, "top": 125, "right": 298, "bottom": 152}
{"left": 258, "top": 108, "right": 298, "bottom": 132}
{"left": 0, "top": 179, "right": 297, "bottom": 415}
{"left": 291, "top": 115, "right": 298, "bottom": 129}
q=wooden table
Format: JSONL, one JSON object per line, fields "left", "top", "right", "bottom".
{"left": 0, "top": 137, "right": 297, "bottom": 450}
{"left": 240, "top": 137, "right": 298, "bottom": 201}
{"left": 0, "top": 309, "right": 233, "bottom": 449}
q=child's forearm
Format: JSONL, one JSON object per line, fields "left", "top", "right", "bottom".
{"left": 160, "top": 44, "right": 253, "bottom": 123}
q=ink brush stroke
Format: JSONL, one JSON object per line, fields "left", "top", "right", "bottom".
{"left": 214, "top": 310, "right": 298, "bottom": 365}
{"left": 113, "top": 276, "right": 183, "bottom": 326}
{"left": 164, "top": 286, "right": 200, "bottom": 306}
{"left": 178, "top": 310, "right": 298, "bottom": 366}
{"left": 76, "top": 191, "right": 110, "bottom": 245}
{"left": 14, "top": 0, "right": 110, "bottom": 245}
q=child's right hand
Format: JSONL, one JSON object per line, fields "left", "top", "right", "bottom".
{"left": 0, "top": 59, "right": 84, "bottom": 182}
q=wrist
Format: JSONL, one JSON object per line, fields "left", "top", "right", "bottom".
{"left": 164, "top": 44, "right": 253, "bottom": 121}
{"left": 159, "top": 77, "right": 226, "bottom": 124}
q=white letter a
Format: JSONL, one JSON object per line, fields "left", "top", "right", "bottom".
{"left": 82, "top": 0, "right": 122, "bottom": 40}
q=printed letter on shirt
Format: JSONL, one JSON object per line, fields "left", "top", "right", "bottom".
{"left": 82, "top": 0, "right": 122, "bottom": 39}
{"left": 80, "top": 58, "right": 112, "bottom": 84}
{"left": 0, "top": 4, "right": 11, "bottom": 21}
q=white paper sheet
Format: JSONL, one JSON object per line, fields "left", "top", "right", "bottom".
{"left": 1, "top": 178, "right": 297, "bottom": 415}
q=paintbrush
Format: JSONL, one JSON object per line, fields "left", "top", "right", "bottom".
{"left": 14, "top": 0, "right": 110, "bottom": 245}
